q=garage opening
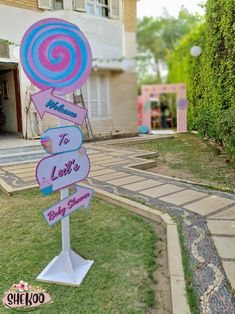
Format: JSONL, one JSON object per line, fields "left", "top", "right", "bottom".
{"left": 0, "top": 62, "right": 22, "bottom": 135}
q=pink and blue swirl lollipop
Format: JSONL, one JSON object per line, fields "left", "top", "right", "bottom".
{"left": 20, "top": 18, "right": 92, "bottom": 95}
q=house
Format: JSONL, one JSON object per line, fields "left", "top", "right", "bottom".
{"left": 0, "top": 0, "right": 138, "bottom": 139}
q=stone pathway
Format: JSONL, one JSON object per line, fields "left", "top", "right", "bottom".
{"left": 1, "top": 140, "right": 235, "bottom": 313}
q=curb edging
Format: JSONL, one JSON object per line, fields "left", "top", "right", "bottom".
{"left": 93, "top": 186, "right": 190, "bottom": 314}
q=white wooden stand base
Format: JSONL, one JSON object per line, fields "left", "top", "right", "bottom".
{"left": 37, "top": 249, "right": 94, "bottom": 286}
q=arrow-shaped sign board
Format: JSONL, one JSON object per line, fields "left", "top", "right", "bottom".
{"left": 36, "top": 150, "right": 90, "bottom": 195}
{"left": 31, "top": 88, "right": 87, "bottom": 125}
{"left": 42, "top": 185, "right": 94, "bottom": 226}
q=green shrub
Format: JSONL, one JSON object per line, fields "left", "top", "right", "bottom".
{"left": 218, "top": 107, "right": 235, "bottom": 161}
{"left": 167, "top": 0, "right": 235, "bottom": 160}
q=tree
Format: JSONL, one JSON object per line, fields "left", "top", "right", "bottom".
{"left": 137, "top": 7, "right": 201, "bottom": 81}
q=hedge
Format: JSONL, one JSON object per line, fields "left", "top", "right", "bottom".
{"left": 167, "top": 0, "right": 235, "bottom": 160}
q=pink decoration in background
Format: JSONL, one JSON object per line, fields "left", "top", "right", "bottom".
{"left": 139, "top": 84, "right": 188, "bottom": 133}
{"left": 42, "top": 185, "right": 94, "bottom": 226}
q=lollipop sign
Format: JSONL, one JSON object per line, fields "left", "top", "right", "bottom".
{"left": 20, "top": 18, "right": 95, "bottom": 286}
{"left": 20, "top": 18, "right": 92, "bottom": 95}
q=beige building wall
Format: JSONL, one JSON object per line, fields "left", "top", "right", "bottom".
{"left": 109, "top": 71, "right": 137, "bottom": 136}
{"left": 41, "top": 72, "right": 138, "bottom": 138}
{"left": 0, "top": 0, "right": 40, "bottom": 11}
{"left": 0, "top": 0, "right": 138, "bottom": 139}
{"left": 123, "top": 0, "right": 137, "bottom": 32}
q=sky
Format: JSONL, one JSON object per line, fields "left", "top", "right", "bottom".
{"left": 137, "top": 0, "right": 205, "bottom": 18}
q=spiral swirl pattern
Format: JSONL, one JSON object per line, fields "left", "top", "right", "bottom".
{"left": 20, "top": 18, "right": 92, "bottom": 95}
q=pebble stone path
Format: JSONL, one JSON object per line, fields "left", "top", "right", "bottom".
{"left": 1, "top": 139, "right": 235, "bottom": 313}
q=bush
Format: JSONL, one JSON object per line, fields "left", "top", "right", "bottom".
{"left": 218, "top": 107, "right": 235, "bottom": 161}
{"left": 167, "top": 0, "right": 235, "bottom": 159}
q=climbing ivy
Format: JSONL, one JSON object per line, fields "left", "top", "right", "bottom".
{"left": 168, "top": 0, "right": 235, "bottom": 160}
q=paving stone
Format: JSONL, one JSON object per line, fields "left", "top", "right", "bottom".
{"left": 209, "top": 206, "right": 235, "bottom": 220}
{"left": 122, "top": 179, "right": 164, "bottom": 191}
{"left": 89, "top": 169, "right": 115, "bottom": 178}
{"left": 104, "top": 160, "right": 127, "bottom": 166}
{"left": 16, "top": 172, "right": 36, "bottom": 179}
{"left": 90, "top": 165, "right": 103, "bottom": 171}
{"left": 140, "top": 184, "right": 184, "bottom": 198}
{"left": 207, "top": 220, "right": 235, "bottom": 235}
{"left": 212, "top": 236, "right": 235, "bottom": 259}
{"left": 7, "top": 167, "right": 36, "bottom": 175}
{"left": 23, "top": 177, "right": 36, "bottom": 182}
{"left": 106, "top": 152, "right": 127, "bottom": 156}
{"left": 222, "top": 261, "right": 235, "bottom": 289}
{"left": 95, "top": 158, "right": 122, "bottom": 165}
{"left": 160, "top": 189, "right": 207, "bottom": 205}
{"left": 3, "top": 163, "right": 36, "bottom": 171}
{"left": 107, "top": 175, "right": 145, "bottom": 186}
{"left": 93, "top": 172, "right": 130, "bottom": 181}
{"left": 184, "top": 196, "right": 235, "bottom": 216}
{"left": 89, "top": 154, "right": 109, "bottom": 159}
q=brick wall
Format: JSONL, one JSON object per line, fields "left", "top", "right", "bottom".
{"left": 0, "top": 0, "right": 137, "bottom": 31}
{"left": 123, "top": 0, "right": 137, "bottom": 32}
{"left": 0, "top": 0, "right": 40, "bottom": 11}
{"left": 109, "top": 71, "right": 138, "bottom": 135}
{"left": 41, "top": 72, "right": 138, "bottom": 139}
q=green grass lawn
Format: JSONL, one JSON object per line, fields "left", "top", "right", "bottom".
{"left": 117, "top": 133, "right": 235, "bottom": 192}
{"left": 0, "top": 189, "right": 161, "bottom": 313}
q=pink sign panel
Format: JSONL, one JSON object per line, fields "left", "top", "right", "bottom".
{"left": 42, "top": 185, "right": 94, "bottom": 226}
{"left": 41, "top": 126, "right": 83, "bottom": 155}
{"left": 36, "top": 150, "right": 90, "bottom": 195}
{"left": 31, "top": 88, "right": 87, "bottom": 125}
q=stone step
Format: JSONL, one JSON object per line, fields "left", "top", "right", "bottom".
{"left": 0, "top": 152, "right": 47, "bottom": 166}
{"left": 0, "top": 145, "right": 45, "bottom": 166}
{"left": 0, "top": 145, "right": 99, "bottom": 166}
{"left": 0, "top": 145, "right": 42, "bottom": 156}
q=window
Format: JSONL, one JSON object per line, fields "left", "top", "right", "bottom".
{"left": 38, "top": 0, "right": 63, "bottom": 10}
{"left": 53, "top": 0, "right": 63, "bottom": 10}
{"left": 81, "top": 74, "right": 110, "bottom": 120}
{"left": 72, "top": 0, "right": 120, "bottom": 19}
{"left": 0, "top": 40, "right": 9, "bottom": 59}
{"left": 86, "top": 0, "right": 108, "bottom": 17}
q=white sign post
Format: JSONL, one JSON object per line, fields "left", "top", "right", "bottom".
{"left": 37, "top": 118, "right": 94, "bottom": 286}
{"left": 20, "top": 18, "right": 94, "bottom": 286}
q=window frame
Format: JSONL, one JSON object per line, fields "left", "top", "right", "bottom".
{"left": 86, "top": 0, "right": 109, "bottom": 17}
{"left": 52, "top": 0, "right": 64, "bottom": 10}
{"left": 82, "top": 74, "right": 111, "bottom": 121}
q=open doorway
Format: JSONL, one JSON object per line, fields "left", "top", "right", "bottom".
{"left": 139, "top": 84, "right": 187, "bottom": 133}
{"left": 150, "top": 93, "right": 177, "bottom": 130}
{"left": 0, "top": 62, "right": 22, "bottom": 135}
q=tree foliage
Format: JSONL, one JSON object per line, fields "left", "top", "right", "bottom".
{"left": 137, "top": 8, "right": 200, "bottom": 64}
